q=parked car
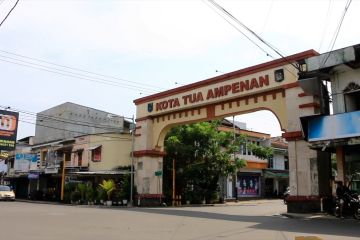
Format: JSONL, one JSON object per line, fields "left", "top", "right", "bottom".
{"left": 0, "top": 185, "right": 15, "bottom": 201}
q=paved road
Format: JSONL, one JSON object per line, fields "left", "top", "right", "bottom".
{"left": 0, "top": 200, "right": 359, "bottom": 240}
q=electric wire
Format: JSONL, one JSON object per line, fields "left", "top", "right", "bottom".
{"left": 318, "top": 0, "right": 333, "bottom": 52}
{"left": 203, "top": 0, "right": 274, "bottom": 59}
{"left": 0, "top": 0, "right": 19, "bottom": 28}
{"left": 0, "top": 57, "right": 157, "bottom": 94}
{"left": 0, "top": 104, "right": 131, "bottom": 132}
{"left": 204, "top": 0, "right": 298, "bottom": 78}
{"left": 207, "top": 0, "right": 300, "bottom": 71}
{"left": 19, "top": 119, "right": 132, "bottom": 141}
{"left": 0, "top": 49, "right": 166, "bottom": 91}
{"left": 321, "top": 0, "right": 352, "bottom": 67}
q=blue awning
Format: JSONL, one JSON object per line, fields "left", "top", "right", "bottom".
{"left": 302, "top": 111, "right": 360, "bottom": 142}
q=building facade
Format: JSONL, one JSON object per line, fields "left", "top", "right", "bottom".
{"left": 299, "top": 44, "right": 360, "bottom": 198}
{"left": 220, "top": 119, "right": 289, "bottom": 200}
{"left": 5, "top": 103, "right": 133, "bottom": 201}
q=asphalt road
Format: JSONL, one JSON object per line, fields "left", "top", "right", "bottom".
{"left": 0, "top": 200, "right": 359, "bottom": 240}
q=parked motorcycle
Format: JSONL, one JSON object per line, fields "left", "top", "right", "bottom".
{"left": 334, "top": 190, "right": 360, "bottom": 219}
{"left": 283, "top": 187, "right": 290, "bottom": 204}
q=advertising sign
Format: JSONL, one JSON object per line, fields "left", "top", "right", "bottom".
{"left": 14, "top": 153, "right": 37, "bottom": 173}
{"left": 308, "top": 111, "right": 360, "bottom": 142}
{"left": 237, "top": 175, "right": 260, "bottom": 197}
{"left": 0, "top": 110, "right": 19, "bottom": 151}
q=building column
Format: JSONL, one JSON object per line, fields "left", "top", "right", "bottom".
{"left": 336, "top": 146, "right": 345, "bottom": 182}
{"left": 287, "top": 139, "right": 321, "bottom": 213}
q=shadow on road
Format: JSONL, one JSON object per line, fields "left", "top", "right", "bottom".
{"left": 122, "top": 207, "right": 360, "bottom": 238}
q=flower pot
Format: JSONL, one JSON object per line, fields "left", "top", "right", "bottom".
{"left": 122, "top": 199, "right": 128, "bottom": 205}
{"left": 106, "top": 200, "right": 112, "bottom": 206}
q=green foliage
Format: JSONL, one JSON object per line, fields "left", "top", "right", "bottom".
{"left": 77, "top": 183, "right": 87, "bottom": 202}
{"left": 85, "top": 183, "right": 95, "bottom": 202}
{"left": 70, "top": 190, "right": 81, "bottom": 203}
{"left": 163, "top": 120, "right": 272, "bottom": 204}
{"left": 96, "top": 186, "right": 107, "bottom": 202}
{"left": 64, "top": 182, "right": 77, "bottom": 203}
{"left": 248, "top": 142, "right": 273, "bottom": 160}
{"left": 99, "top": 179, "right": 116, "bottom": 201}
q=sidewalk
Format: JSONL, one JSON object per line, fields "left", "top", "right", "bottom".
{"left": 281, "top": 212, "right": 359, "bottom": 221}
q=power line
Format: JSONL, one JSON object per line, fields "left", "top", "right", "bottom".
{"left": 0, "top": 49, "right": 166, "bottom": 91}
{"left": 321, "top": 0, "right": 352, "bottom": 67}
{"left": 207, "top": 0, "right": 300, "bottom": 71}
{"left": 318, "top": 0, "right": 333, "bottom": 52}
{"left": 19, "top": 119, "right": 132, "bottom": 141}
{"left": 203, "top": 0, "right": 274, "bottom": 59}
{"left": 0, "top": 56, "right": 157, "bottom": 94}
{"left": 0, "top": 0, "right": 19, "bottom": 28}
{"left": 0, "top": 104, "right": 130, "bottom": 132}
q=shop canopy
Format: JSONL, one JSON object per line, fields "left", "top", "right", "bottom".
{"left": 301, "top": 111, "right": 360, "bottom": 142}
{"left": 264, "top": 170, "right": 289, "bottom": 178}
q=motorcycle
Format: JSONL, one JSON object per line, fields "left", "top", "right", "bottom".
{"left": 283, "top": 187, "right": 290, "bottom": 204}
{"left": 334, "top": 191, "right": 360, "bottom": 219}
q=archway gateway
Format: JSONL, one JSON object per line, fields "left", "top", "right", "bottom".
{"left": 133, "top": 50, "right": 328, "bottom": 211}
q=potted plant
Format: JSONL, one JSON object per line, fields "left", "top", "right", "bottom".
{"left": 99, "top": 179, "right": 116, "bottom": 206}
{"left": 85, "top": 185, "right": 95, "bottom": 205}
{"left": 95, "top": 186, "right": 106, "bottom": 205}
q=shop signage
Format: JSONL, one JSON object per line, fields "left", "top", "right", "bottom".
{"left": 154, "top": 170, "right": 162, "bottom": 176}
{"left": 28, "top": 173, "right": 39, "bottom": 180}
{"left": 14, "top": 153, "right": 37, "bottom": 173}
{"left": 154, "top": 75, "right": 269, "bottom": 112}
{"left": 308, "top": 111, "right": 360, "bottom": 142}
{"left": 0, "top": 110, "right": 19, "bottom": 151}
{"left": 45, "top": 168, "right": 58, "bottom": 174}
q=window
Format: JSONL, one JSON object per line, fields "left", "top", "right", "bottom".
{"left": 137, "top": 161, "right": 143, "bottom": 170}
{"left": 284, "top": 156, "right": 289, "bottom": 170}
{"left": 268, "top": 156, "right": 273, "bottom": 169}
{"left": 343, "top": 82, "right": 360, "bottom": 112}
{"left": 77, "top": 150, "right": 83, "bottom": 166}
{"left": 91, "top": 146, "right": 102, "bottom": 162}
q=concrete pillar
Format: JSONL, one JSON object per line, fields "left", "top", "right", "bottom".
{"left": 288, "top": 140, "right": 318, "bottom": 196}
{"left": 335, "top": 146, "right": 345, "bottom": 182}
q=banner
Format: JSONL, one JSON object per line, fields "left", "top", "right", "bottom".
{"left": 15, "top": 153, "right": 37, "bottom": 173}
{"left": 0, "top": 110, "right": 19, "bottom": 151}
{"left": 237, "top": 175, "right": 261, "bottom": 197}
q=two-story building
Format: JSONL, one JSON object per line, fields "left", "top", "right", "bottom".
{"left": 299, "top": 44, "right": 360, "bottom": 197}
{"left": 5, "top": 102, "right": 133, "bottom": 200}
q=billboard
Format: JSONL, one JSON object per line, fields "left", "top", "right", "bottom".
{"left": 0, "top": 110, "right": 19, "bottom": 151}
{"left": 308, "top": 111, "right": 360, "bottom": 142}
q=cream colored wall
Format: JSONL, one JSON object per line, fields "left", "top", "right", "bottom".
{"left": 88, "top": 133, "right": 132, "bottom": 171}
{"left": 331, "top": 66, "right": 360, "bottom": 114}
{"left": 71, "top": 136, "right": 90, "bottom": 167}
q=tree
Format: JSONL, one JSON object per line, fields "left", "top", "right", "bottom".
{"left": 164, "top": 121, "right": 248, "bottom": 204}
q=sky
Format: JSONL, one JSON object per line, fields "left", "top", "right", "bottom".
{"left": 0, "top": 0, "right": 359, "bottom": 139}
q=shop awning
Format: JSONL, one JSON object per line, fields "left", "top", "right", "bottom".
{"left": 87, "top": 145, "right": 102, "bottom": 151}
{"left": 71, "top": 170, "right": 130, "bottom": 176}
{"left": 301, "top": 111, "right": 360, "bottom": 142}
{"left": 264, "top": 170, "right": 289, "bottom": 178}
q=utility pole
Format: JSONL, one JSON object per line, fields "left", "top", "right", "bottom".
{"left": 172, "top": 159, "right": 175, "bottom": 206}
{"left": 60, "top": 153, "right": 66, "bottom": 201}
{"left": 130, "top": 115, "right": 135, "bottom": 207}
